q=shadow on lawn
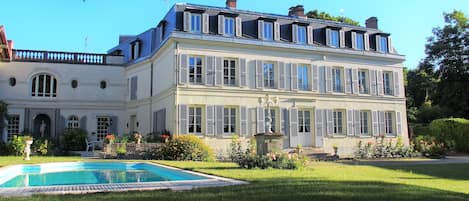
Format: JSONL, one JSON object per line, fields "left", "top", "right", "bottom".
{"left": 359, "top": 163, "right": 469, "bottom": 181}
{"left": 19, "top": 179, "right": 469, "bottom": 201}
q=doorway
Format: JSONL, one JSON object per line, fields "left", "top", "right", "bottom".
{"left": 33, "top": 114, "right": 51, "bottom": 139}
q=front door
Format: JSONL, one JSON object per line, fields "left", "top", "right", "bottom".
{"left": 33, "top": 114, "right": 51, "bottom": 139}
{"left": 298, "top": 110, "right": 313, "bottom": 147}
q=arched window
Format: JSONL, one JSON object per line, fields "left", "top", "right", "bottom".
{"left": 31, "top": 73, "right": 57, "bottom": 97}
{"left": 67, "top": 115, "right": 80, "bottom": 128}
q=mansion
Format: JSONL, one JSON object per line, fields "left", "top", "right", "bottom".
{"left": 0, "top": 0, "right": 408, "bottom": 156}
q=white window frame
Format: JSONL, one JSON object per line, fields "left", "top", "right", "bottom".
{"left": 263, "top": 22, "right": 273, "bottom": 41}
{"left": 297, "top": 26, "right": 307, "bottom": 44}
{"left": 355, "top": 33, "right": 365, "bottom": 50}
{"left": 263, "top": 62, "right": 275, "bottom": 88}
{"left": 31, "top": 74, "right": 57, "bottom": 98}
{"left": 7, "top": 115, "right": 20, "bottom": 142}
{"left": 384, "top": 111, "right": 394, "bottom": 135}
{"left": 358, "top": 69, "right": 369, "bottom": 94}
{"left": 224, "top": 58, "right": 237, "bottom": 86}
{"left": 333, "top": 110, "right": 345, "bottom": 136}
{"left": 383, "top": 71, "right": 393, "bottom": 95}
{"left": 332, "top": 67, "right": 344, "bottom": 93}
{"left": 297, "top": 64, "right": 310, "bottom": 91}
{"left": 298, "top": 110, "right": 311, "bottom": 133}
{"left": 329, "top": 29, "right": 339, "bottom": 48}
{"left": 223, "top": 107, "right": 237, "bottom": 135}
{"left": 360, "top": 111, "right": 371, "bottom": 136}
{"left": 189, "top": 56, "right": 203, "bottom": 84}
{"left": 189, "top": 106, "right": 202, "bottom": 135}
{"left": 380, "top": 36, "right": 389, "bottom": 53}
{"left": 224, "top": 17, "right": 235, "bottom": 37}
{"left": 190, "top": 13, "right": 202, "bottom": 33}
{"left": 67, "top": 115, "right": 80, "bottom": 129}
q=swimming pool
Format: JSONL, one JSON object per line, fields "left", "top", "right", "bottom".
{"left": 0, "top": 162, "right": 246, "bottom": 196}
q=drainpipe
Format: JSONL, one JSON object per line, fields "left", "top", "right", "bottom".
{"left": 175, "top": 42, "right": 179, "bottom": 136}
{"left": 149, "top": 62, "right": 154, "bottom": 134}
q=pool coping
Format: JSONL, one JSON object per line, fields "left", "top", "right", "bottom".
{"left": 0, "top": 162, "right": 248, "bottom": 197}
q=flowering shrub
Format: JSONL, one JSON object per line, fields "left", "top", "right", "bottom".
{"left": 354, "top": 137, "right": 417, "bottom": 159}
{"left": 414, "top": 135, "right": 446, "bottom": 157}
{"left": 105, "top": 134, "right": 116, "bottom": 144}
{"left": 155, "top": 135, "right": 214, "bottom": 161}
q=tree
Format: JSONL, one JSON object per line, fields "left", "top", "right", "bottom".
{"left": 306, "top": 10, "right": 360, "bottom": 26}
{"left": 422, "top": 10, "right": 469, "bottom": 118}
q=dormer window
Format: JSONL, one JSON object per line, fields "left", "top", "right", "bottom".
{"left": 376, "top": 34, "right": 392, "bottom": 53}
{"left": 263, "top": 22, "right": 274, "bottom": 41}
{"left": 224, "top": 17, "right": 235, "bottom": 36}
{"left": 183, "top": 11, "right": 209, "bottom": 34}
{"left": 328, "top": 29, "right": 339, "bottom": 48}
{"left": 130, "top": 40, "right": 140, "bottom": 60}
{"left": 379, "top": 36, "right": 388, "bottom": 53}
{"left": 191, "top": 14, "right": 202, "bottom": 33}
{"left": 258, "top": 19, "right": 279, "bottom": 41}
{"left": 355, "top": 32, "right": 365, "bottom": 50}
{"left": 297, "top": 26, "right": 306, "bottom": 44}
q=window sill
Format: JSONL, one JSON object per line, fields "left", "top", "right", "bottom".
{"left": 329, "top": 135, "right": 347, "bottom": 138}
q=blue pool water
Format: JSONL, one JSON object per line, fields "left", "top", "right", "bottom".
{"left": 0, "top": 162, "right": 208, "bottom": 188}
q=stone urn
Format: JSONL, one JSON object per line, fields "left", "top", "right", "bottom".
{"left": 23, "top": 137, "right": 33, "bottom": 161}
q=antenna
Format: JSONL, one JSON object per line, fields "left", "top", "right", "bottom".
{"left": 84, "top": 36, "right": 88, "bottom": 52}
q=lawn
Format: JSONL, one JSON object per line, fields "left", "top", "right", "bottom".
{"left": 0, "top": 157, "right": 469, "bottom": 201}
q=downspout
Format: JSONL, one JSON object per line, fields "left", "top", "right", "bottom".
{"left": 175, "top": 42, "right": 179, "bottom": 136}
{"left": 150, "top": 62, "right": 154, "bottom": 134}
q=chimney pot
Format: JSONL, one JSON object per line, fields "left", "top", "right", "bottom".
{"left": 365, "top": 17, "right": 378, "bottom": 29}
{"left": 226, "top": 0, "right": 237, "bottom": 9}
{"left": 288, "top": 5, "right": 305, "bottom": 17}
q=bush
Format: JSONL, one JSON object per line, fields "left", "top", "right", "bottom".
{"left": 0, "top": 141, "right": 8, "bottom": 156}
{"left": 7, "top": 135, "right": 25, "bottom": 156}
{"left": 157, "top": 135, "right": 214, "bottom": 161}
{"left": 414, "top": 135, "right": 446, "bottom": 157}
{"left": 354, "top": 137, "right": 418, "bottom": 159}
{"left": 32, "top": 138, "right": 52, "bottom": 156}
{"left": 63, "top": 128, "right": 87, "bottom": 151}
{"left": 429, "top": 118, "right": 469, "bottom": 152}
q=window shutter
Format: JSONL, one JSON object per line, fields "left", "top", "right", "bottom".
{"left": 278, "top": 62, "right": 286, "bottom": 90}
{"left": 215, "top": 57, "right": 223, "bottom": 86}
{"left": 345, "top": 68, "right": 352, "bottom": 94}
{"left": 280, "top": 108, "right": 289, "bottom": 137}
{"left": 240, "top": 106, "right": 248, "bottom": 136}
{"left": 80, "top": 116, "right": 87, "bottom": 131}
{"left": 179, "top": 54, "right": 188, "bottom": 85}
{"left": 388, "top": 36, "right": 394, "bottom": 53}
{"left": 57, "top": 115, "right": 65, "bottom": 135}
{"left": 291, "top": 63, "right": 298, "bottom": 91}
{"left": 319, "top": 66, "right": 326, "bottom": 93}
{"left": 354, "top": 110, "right": 360, "bottom": 136}
{"left": 372, "top": 111, "right": 379, "bottom": 136}
{"left": 202, "top": 13, "right": 209, "bottom": 34}
{"left": 256, "top": 106, "right": 265, "bottom": 133}
{"left": 370, "top": 69, "right": 377, "bottom": 95}
{"left": 325, "top": 28, "right": 331, "bottom": 47}
{"left": 377, "top": 70, "right": 384, "bottom": 96}
{"left": 179, "top": 104, "right": 188, "bottom": 135}
{"left": 396, "top": 111, "right": 402, "bottom": 135}
{"left": 131, "top": 76, "right": 138, "bottom": 100}
{"left": 346, "top": 110, "right": 354, "bottom": 136}
{"left": 239, "top": 58, "right": 247, "bottom": 87}
{"left": 206, "top": 105, "right": 215, "bottom": 136}
{"left": 289, "top": 107, "right": 298, "bottom": 147}
{"left": 235, "top": 17, "right": 242, "bottom": 37}
{"left": 339, "top": 30, "right": 345, "bottom": 48}
{"left": 255, "top": 60, "right": 263, "bottom": 89}
{"left": 378, "top": 111, "right": 385, "bottom": 136}
{"left": 215, "top": 105, "right": 224, "bottom": 136}
{"left": 352, "top": 69, "right": 359, "bottom": 94}
{"left": 315, "top": 109, "right": 324, "bottom": 147}
{"left": 325, "top": 66, "right": 332, "bottom": 93}
{"left": 274, "top": 22, "right": 280, "bottom": 41}
{"left": 376, "top": 35, "right": 381, "bottom": 52}
{"left": 351, "top": 32, "right": 357, "bottom": 49}
{"left": 218, "top": 15, "right": 225, "bottom": 35}
{"left": 110, "top": 116, "right": 118, "bottom": 134}
{"left": 292, "top": 24, "right": 298, "bottom": 43}
{"left": 312, "top": 65, "right": 319, "bottom": 92}
{"left": 364, "top": 33, "right": 370, "bottom": 51}
{"left": 258, "top": 20, "right": 264, "bottom": 39}
{"left": 205, "top": 56, "right": 214, "bottom": 86}
{"left": 326, "top": 109, "right": 333, "bottom": 137}
{"left": 183, "top": 12, "right": 191, "bottom": 32}
{"left": 394, "top": 71, "right": 400, "bottom": 97}
{"left": 307, "top": 25, "right": 314, "bottom": 45}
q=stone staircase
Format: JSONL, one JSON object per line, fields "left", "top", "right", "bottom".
{"left": 300, "top": 147, "right": 339, "bottom": 161}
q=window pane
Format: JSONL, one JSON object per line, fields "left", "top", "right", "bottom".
{"left": 330, "top": 30, "right": 339, "bottom": 47}
{"left": 356, "top": 33, "right": 364, "bottom": 50}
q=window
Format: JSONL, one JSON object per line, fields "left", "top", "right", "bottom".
{"left": 356, "top": 33, "right": 364, "bottom": 50}
{"left": 333, "top": 110, "right": 344, "bottom": 135}
{"left": 298, "top": 110, "right": 311, "bottom": 133}
{"left": 224, "top": 107, "right": 236, "bottom": 135}
{"left": 383, "top": 71, "right": 393, "bottom": 95}
{"left": 358, "top": 70, "right": 369, "bottom": 94}
{"left": 297, "top": 64, "right": 309, "bottom": 90}
{"left": 360, "top": 111, "right": 370, "bottom": 136}
{"left": 332, "top": 68, "right": 343, "bottom": 93}
{"left": 7, "top": 115, "right": 20, "bottom": 142}
{"left": 189, "top": 56, "right": 203, "bottom": 84}
{"left": 384, "top": 111, "right": 394, "bottom": 135}
{"left": 190, "top": 14, "right": 202, "bottom": 33}
{"left": 329, "top": 29, "right": 339, "bottom": 47}
{"left": 263, "top": 62, "right": 275, "bottom": 88}
{"left": 263, "top": 22, "right": 273, "bottom": 41}
{"left": 96, "top": 116, "right": 111, "bottom": 141}
{"left": 9, "top": 77, "right": 16, "bottom": 87}
{"left": 31, "top": 73, "right": 57, "bottom": 97}
{"left": 130, "top": 41, "right": 140, "bottom": 60}
{"left": 100, "top": 81, "right": 107, "bottom": 89}
{"left": 130, "top": 76, "right": 138, "bottom": 100}
{"left": 71, "top": 80, "right": 78, "bottom": 89}
{"left": 297, "top": 26, "right": 306, "bottom": 44}
{"left": 224, "top": 17, "right": 235, "bottom": 36}
{"left": 380, "top": 36, "right": 388, "bottom": 53}
{"left": 188, "top": 107, "right": 202, "bottom": 134}
{"left": 67, "top": 115, "right": 80, "bottom": 129}
{"left": 264, "top": 109, "right": 276, "bottom": 132}
{"left": 224, "top": 58, "right": 236, "bottom": 86}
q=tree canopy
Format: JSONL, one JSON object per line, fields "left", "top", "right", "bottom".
{"left": 306, "top": 10, "right": 360, "bottom": 26}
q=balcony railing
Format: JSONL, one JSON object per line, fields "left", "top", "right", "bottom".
{"left": 12, "top": 49, "right": 113, "bottom": 65}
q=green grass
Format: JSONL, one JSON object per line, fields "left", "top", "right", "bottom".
{"left": 0, "top": 156, "right": 85, "bottom": 167}
{"left": 1, "top": 157, "right": 469, "bottom": 201}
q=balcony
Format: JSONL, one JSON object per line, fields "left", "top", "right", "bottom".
{"left": 11, "top": 49, "right": 124, "bottom": 65}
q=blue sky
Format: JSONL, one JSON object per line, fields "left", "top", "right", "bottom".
{"left": 1, "top": 0, "right": 468, "bottom": 68}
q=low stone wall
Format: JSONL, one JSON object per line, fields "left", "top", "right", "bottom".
{"left": 102, "top": 143, "right": 162, "bottom": 158}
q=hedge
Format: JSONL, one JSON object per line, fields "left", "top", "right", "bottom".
{"left": 429, "top": 118, "right": 469, "bottom": 152}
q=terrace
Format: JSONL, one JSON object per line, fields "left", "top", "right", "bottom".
{"left": 11, "top": 49, "right": 124, "bottom": 65}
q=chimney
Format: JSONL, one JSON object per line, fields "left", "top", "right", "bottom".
{"left": 288, "top": 5, "right": 305, "bottom": 17}
{"left": 365, "top": 17, "right": 378, "bottom": 29}
{"left": 226, "top": 0, "right": 237, "bottom": 9}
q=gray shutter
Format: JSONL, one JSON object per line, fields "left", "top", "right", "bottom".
{"left": 274, "top": 22, "right": 280, "bottom": 41}
{"left": 307, "top": 25, "right": 314, "bottom": 45}
{"left": 215, "top": 57, "right": 223, "bottom": 86}
{"left": 377, "top": 70, "right": 384, "bottom": 96}
{"left": 396, "top": 111, "right": 402, "bottom": 135}
{"left": 239, "top": 58, "right": 247, "bottom": 87}
{"left": 57, "top": 115, "right": 66, "bottom": 136}
{"left": 215, "top": 105, "right": 224, "bottom": 136}
{"left": 312, "top": 65, "right": 319, "bottom": 92}
{"left": 354, "top": 110, "right": 360, "bottom": 136}
{"left": 183, "top": 12, "right": 191, "bottom": 32}
{"left": 235, "top": 17, "right": 242, "bottom": 37}
{"left": 218, "top": 15, "right": 225, "bottom": 35}
{"left": 376, "top": 35, "right": 382, "bottom": 52}
{"left": 378, "top": 111, "right": 385, "bottom": 136}
{"left": 206, "top": 105, "right": 215, "bottom": 136}
{"left": 346, "top": 110, "right": 354, "bottom": 136}
{"left": 315, "top": 109, "right": 324, "bottom": 147}
{"left": 179, "top": 54, "right": 188, "bottom": 84}
{"left": 130, "top": 76, "right": 138, "bottom": 100}
{"left": 80, "top": 116, "right": 87, "bottom": 131}
{"left": 153, "top": 111, "right": 158, "bottom": 133}
{"left": 339, "top": 30, "right": 345, "bottom": 48}
{"left": 205, "top": 56, "right": 214, "bottom": 86}
{"left": 394, "top": 71, "right": 400, "bottom": 97}
{"left": 325, "top": 28, "right": 331, "bottom": 46}
{"left": 351, "top": 32, "right": 357, "bottom": 49}
{"left": 372, "top": 111, "right": 379, "bottom": 136}
{"left": 326, "top": 109, "right": 333, "bottom": 136}
{"left": 202, "top": 13, "right": 209, "bottom": 34}
{"left": 258, "top": 20, "right": 264, "bottom": 39}
{"left": 388, "top": 36, "right": 394, "bottom": 53}
{"left": 240, "top": 106, "right": 248, "bottom": 136}
{"left": 292, "top": 24, "right": 298, "bottom": 43}
{"left": 179, "top": 104, "right": 188, "bottom": 135}
{"left": 110, "top": 116, "right": 118, "bottom": 134}
{"left": 345, "top": 68, "right": 352, "bottom": 94}
{"left": 352, "top": 68, "right": 359, "bottom": 94}
{"left": 278, "top": 62, "right": 286, "bottom": 90}
{"left": 370, "top": 69, "right": 377, "bottom": 95}
{"left": 256, "top": 106, "right": 265, "bottom": 133}
{"left": 256, "top": 60, "right": 263, "bottom": 89}
{"left": 289, "top": 107, "right": 298, "bottom": 147}
{"left": 280, "top": 108, "right": 289, "bottom": 136}
{"left": 364, "top": 33, "right": 370, "bottom": 51}
{"left": 325, "top": 66, "right": 332, "bottom": 93}
{"left": 291, "top": 63, "right": 298, "bottom": 91}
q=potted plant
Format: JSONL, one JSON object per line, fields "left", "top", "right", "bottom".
{"left": 23, "top": 136, "right": 33, "bottom": 160}
{"left": 105, "top": 134, "right": 115, "bottom": 144}
{"left": 160, "top": 130, "right": 171, "bottom": 143}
